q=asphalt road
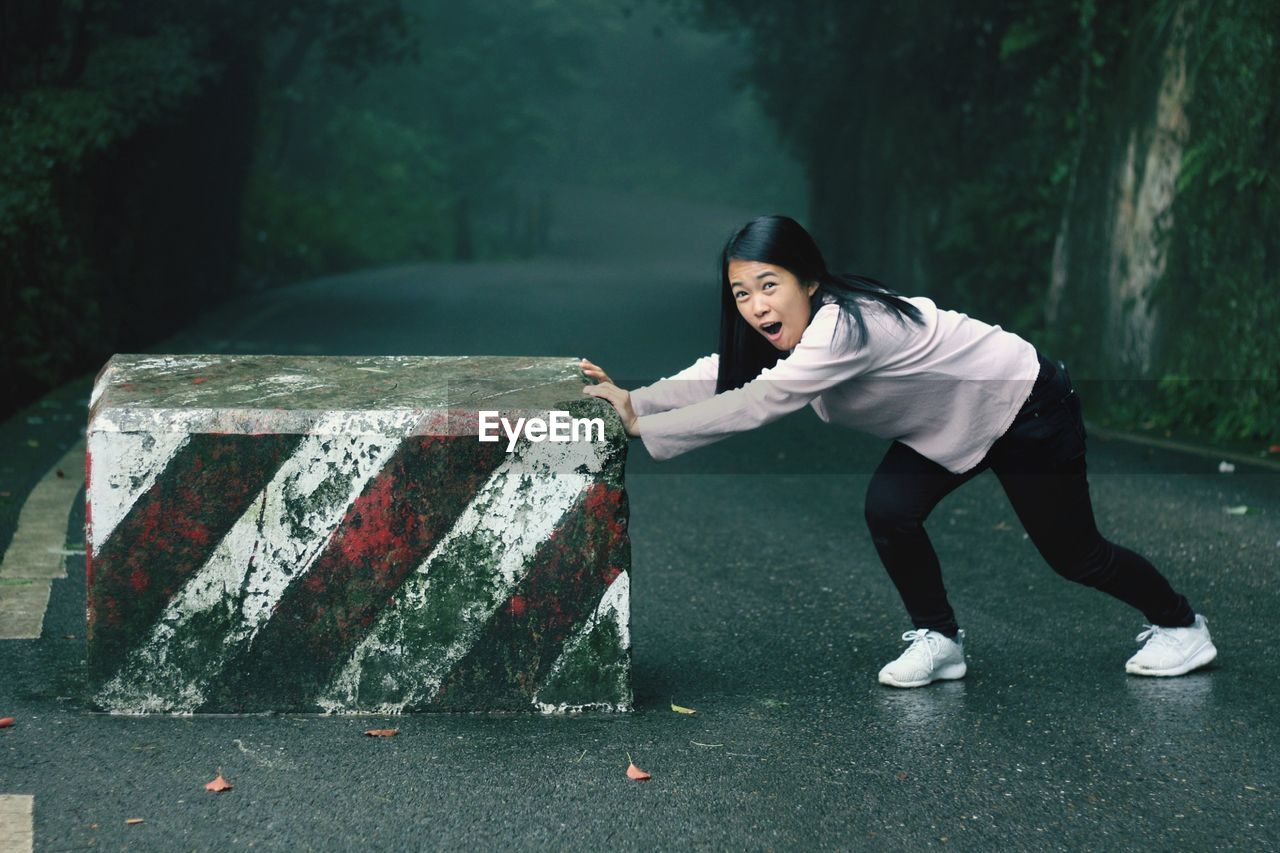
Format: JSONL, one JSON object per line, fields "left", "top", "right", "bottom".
{"left": 1, "top": 185, "right": 1277, "bottom": 850}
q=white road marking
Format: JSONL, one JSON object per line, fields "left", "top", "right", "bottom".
{"left": 0, "top": 795, "right": 34, "bottom": 853}
{"left": 0, "top": 581, "right": 54, "bottom": 642}
{"left": 1, "top": 440, "right": 85, "bottom": 581}
{"left": 0, "top": 440, "right": 85, "bottom": 639}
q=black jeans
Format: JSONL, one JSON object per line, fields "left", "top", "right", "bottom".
{"left": 863, "top": 352, "right": 1195, "bottom": 637}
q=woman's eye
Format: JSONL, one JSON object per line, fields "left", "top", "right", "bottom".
{"left": 763, "top": 282, "right": 776, "bottom": 290}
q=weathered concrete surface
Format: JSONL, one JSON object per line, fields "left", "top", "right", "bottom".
{"left": 85, "top": 354, "right": 631, "bottom": 714}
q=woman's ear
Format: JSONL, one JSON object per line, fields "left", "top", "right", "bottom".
{"left": 806, "top": 282, "right": 819, "bottom": 298}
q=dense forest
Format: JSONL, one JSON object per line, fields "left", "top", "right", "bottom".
{"left": 2, "top": 1, "right": 398, "bottom": 408}
{"left": 687, "top": 0, "right": 1278, "bottom": 440}
{"left": 2, "top": 0, "right": 1276, "bottom": 443}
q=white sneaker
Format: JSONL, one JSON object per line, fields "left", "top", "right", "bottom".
{"left": 878, "top": 628, "right": 967, "bottom": 688}
{"left": 1125, "top": 614, "right": 1217, "bottom": 676}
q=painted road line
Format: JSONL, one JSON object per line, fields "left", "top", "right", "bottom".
{"left": 1, "top": 439, "right": 86, "bottom": 580}
{"left": 0, "top": 580, "right": 53, "bottom": 641}
{"left": 0, "top": 439, "right": 86, "bottom": 639}
{"left": 0, "top": 795, "right": 34, "bottom": 853}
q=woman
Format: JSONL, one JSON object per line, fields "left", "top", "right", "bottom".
{"left": 581, "top": 215, "right": 1217, "bottom": 688}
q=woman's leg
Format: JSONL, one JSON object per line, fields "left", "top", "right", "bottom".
{"left": 864, "top": 440, "right": 987, "bottom": 636}
{"left": 987, "top": 385, "right": 1194, "bottom": 627}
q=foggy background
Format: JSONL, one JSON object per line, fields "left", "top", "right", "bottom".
{"left": 2, "top": 0, "right": 1276, "bottom": 448}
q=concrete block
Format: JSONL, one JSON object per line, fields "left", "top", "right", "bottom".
{"left": 85, "top": 354, "right": 631, "bottom": 714}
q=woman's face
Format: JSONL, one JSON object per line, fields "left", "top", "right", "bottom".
{"left": 728, "top": 259, "right": 819, "bottom": 351}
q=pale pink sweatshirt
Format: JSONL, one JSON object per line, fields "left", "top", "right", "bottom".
{"left": 630, "top": 293, "right": 1041, "bottom": 474}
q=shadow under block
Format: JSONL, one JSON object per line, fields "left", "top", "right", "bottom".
{"left": 85, "top": 354, "right": 632, "bottom": 714}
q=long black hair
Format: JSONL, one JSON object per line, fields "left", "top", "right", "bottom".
{"left": 715, "top": 215, "right": 926, "bottom": 393}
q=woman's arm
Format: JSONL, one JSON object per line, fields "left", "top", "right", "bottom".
{"left": 627, "top": 353, "right": 719, "bottom": 417}
{"left": 580, "top": 354, "right": 719, "bottom": 418}
{"left": 633, "top": 304, "right": 887, "bottom": 460}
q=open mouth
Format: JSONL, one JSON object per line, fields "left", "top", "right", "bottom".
{"left": 762, "top": 322, "right": 782, "bottom": 337}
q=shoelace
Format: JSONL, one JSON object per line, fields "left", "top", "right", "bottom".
{"left": 1134, "top": 624, "right": 1182, "bottom": 647}
{"left": 900, "top": 629, "right": 940, "bottom": 668}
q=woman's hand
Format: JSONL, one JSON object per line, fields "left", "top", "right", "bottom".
{"left": 580, "top": 358, "right": 640, "bottom": 437}
{"left": 579, "top": 358, "right": 612, "bottom": 385}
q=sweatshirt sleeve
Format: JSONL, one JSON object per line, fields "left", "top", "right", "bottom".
{"left": 628, "top": 353, "right": 720, "bottom": 417}
{"left": 635, "top": 304, "right": 881, "bottom": 461}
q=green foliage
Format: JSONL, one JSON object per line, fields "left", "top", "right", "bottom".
{"left": 241, "top": 103, "right": 453, "bottom": 281}
{"left": 242, "top": 0, "right": 601, "bottom": 281}
{"left": 1, "top": 29, "right": 216, "bottom": 237}
{"left": 691, "top": 0, "right": 1278, "bottom": 446}
{"left": 1, "top": 25, "right": 216, "bottom": 403}
{"left": 1154, "top": 0, "right": 1280, "bottom": 442}
{"left": 0, "top": 0, "right": 417, "bottom": 419}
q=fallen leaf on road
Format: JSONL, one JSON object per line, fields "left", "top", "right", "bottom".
{"left": 1268, "top": 445, "right": 1280, "bottom": 454}
{"left": 364, "top": 728, "right": 399, "bottom": 737}
{"left": 55, "top": 469, "right": 65, "bottom": 478}
{"left": 625, "top": 752, "right": 651, "bottom": 781}
{"left": 1224, "top": 505, "right": 1250, "bottom": 515}
{"left": 192, "top": 377, "right": 208, "bottom": 385}
{"left": 897, "top": 771, "right": 909, "bottom": 781}
{"left": 126, "top": 818, "right": 144, "bottom": 825}
{"left": 993, "top": 521, "right": 1012, "bottom": 531}
{"left": 26, "top": 440, "right": 39, "bottom": 448}
{"left": 205, "top": 773, "right": 232, "bottom": 792}
{"left": 0, "top": 717, "right": 14, "bottom": 728}
{"left": 671, "top": 702, "right": 697, "bottom": 715}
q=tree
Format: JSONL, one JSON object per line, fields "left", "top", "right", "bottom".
{"left": 0, "top": 0, "right": 417, "bottom": 418}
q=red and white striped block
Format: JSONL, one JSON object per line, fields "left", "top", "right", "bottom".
{"left": 85, "top": 354, "right": 632, "bottom": 714}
